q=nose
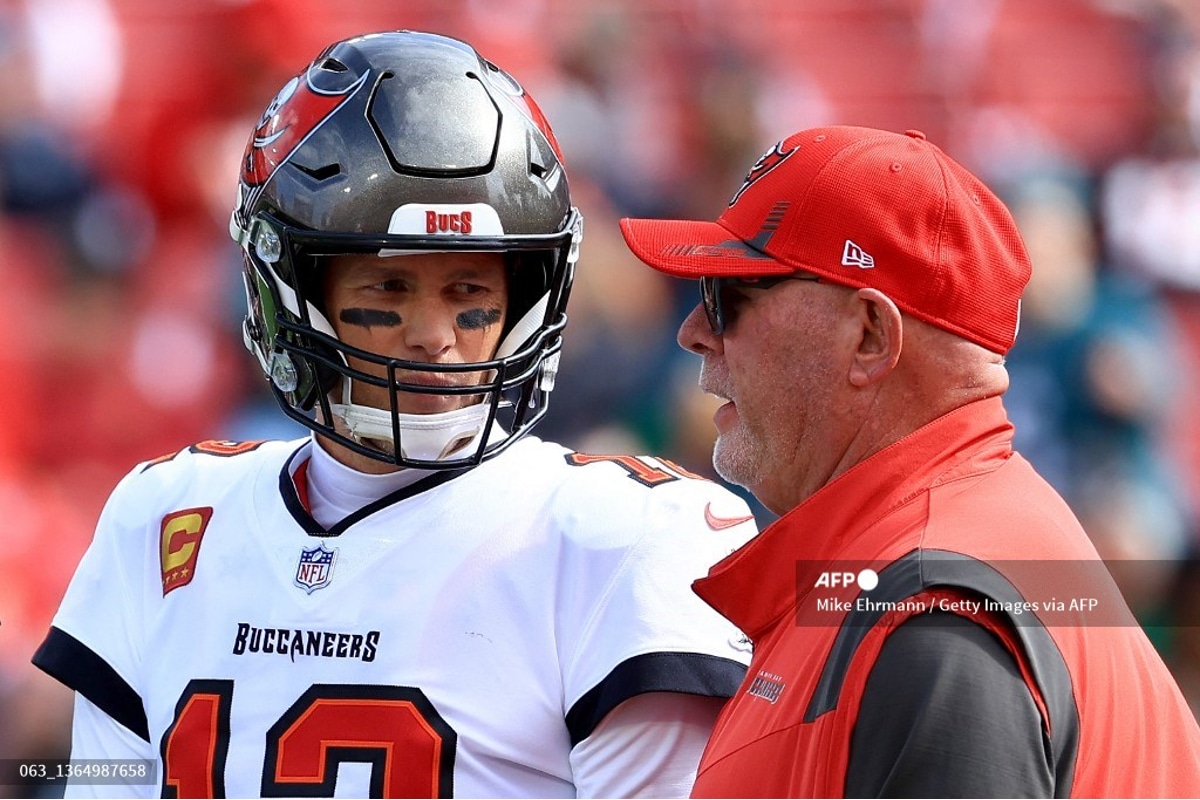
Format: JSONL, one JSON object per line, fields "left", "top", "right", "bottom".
{"left": 403, "top": 297, "right": 456, "bottom": 358}
{"left": 678, "top": 302, "right": 721, "bottom": 356}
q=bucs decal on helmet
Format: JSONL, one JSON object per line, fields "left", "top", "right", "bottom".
{"left": 729, "top": 140, "right": 799, "bottom": 207}
{"left": 241, "top": 69, "right": 368, "bottom": 188}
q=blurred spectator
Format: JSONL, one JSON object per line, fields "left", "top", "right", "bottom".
{"left": 1094, "top": 1, "right": 1200, "bottom": 702}
{"left": 1009, "top": 179, "right": 1185, "bottom": 522}
{"left": 1006, "top": 173, "right": 1191, "bottom": 619}
{"left": 1099, "top": 0, "right": 1200, "bottom": 534}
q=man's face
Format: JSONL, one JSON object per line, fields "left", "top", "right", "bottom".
{"left": 678, "top": 275, "right": 843, "bottom": 513}
{"left": 323, "top": 251, "right": 508, "bottom": 415}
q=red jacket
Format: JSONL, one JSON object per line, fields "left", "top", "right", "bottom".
{"left": 693, "top": 398, "right": 1200, "bottom": 797}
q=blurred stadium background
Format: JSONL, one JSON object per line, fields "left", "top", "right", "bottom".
{"left": 3, "top": 0, "right": 1200, "bottom": 793}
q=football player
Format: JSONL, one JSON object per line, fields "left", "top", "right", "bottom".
{"left": 33, "top": 31, "right": 756, "bottom": 798}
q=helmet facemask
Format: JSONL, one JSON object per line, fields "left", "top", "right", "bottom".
{"left": 237, "top": 208, "right": 581, "bottom": 469}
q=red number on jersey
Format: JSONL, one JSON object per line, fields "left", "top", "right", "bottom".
{"left": 161, "top": 682, "right": 457, "bottom": 798}
{"left": 142, "top": 440, "right": 267, "bottom": 473}
{"left": 566, "top": 453, "right": 682, "bottom": 487}
{"left": 161, "top": 679, "right": 232, "bottom": 798}
{"left": 262, "top": 685, "right": 456, "bottom": 797}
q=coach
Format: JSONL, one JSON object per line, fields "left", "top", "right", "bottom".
{"left": 621, "top": 125, "right": 1200, "bottom": 797}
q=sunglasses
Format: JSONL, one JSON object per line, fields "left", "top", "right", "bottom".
{"left": 700, "top": 274, "right": 821, "bottom": 334}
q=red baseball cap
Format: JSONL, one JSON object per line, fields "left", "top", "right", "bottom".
{"left": 619, "top": 126, "right": 1032, "bottom": 354}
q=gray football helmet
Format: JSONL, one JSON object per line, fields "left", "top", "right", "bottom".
{"left": 230, "top": 31, "right": 582, "bottom": 469}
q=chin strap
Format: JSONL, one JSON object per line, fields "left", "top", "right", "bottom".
{"left": 330, "top": 397, "right": 494, "bottom": 462}
{"left": 326, "top": 293, "right": 549, "bottom": 464}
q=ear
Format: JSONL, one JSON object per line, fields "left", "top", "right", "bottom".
{"left": 847, "top": 288, "right": 902, "bottom": 387}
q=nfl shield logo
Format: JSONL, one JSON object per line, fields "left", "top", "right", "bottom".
{"left": 294, "top": 543, "right": 337, "bottom": 594}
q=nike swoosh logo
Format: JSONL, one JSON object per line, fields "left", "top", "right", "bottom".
{"left": 704, "top": 502, "right": 755, "bottom": 531}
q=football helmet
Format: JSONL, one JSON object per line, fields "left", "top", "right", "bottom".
{"left": 231, "top": 31, "right": 581, "bottom": 469}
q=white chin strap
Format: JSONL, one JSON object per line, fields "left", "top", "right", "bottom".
{"left": 327, "top": 294, "right": 550, "bottom": 464}
{"left": 332, "top": 400, "right": 494, "bottom": 462}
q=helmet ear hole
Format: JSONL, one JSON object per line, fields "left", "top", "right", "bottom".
{"left": 503, "top": 251, "right": 551, "bottom": 340}
{"left": 295, "top": 254, "right": 330, "bottom": 323}
{"left": 317, "top": 57, "right": 349, "bottom": 73}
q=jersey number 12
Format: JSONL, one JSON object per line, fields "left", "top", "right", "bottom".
{"left": 160, "top": 680, "right": 457, "bottom": 797}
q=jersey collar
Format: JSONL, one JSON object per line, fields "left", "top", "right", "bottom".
{"left": 279, "top": 438, "right": 469, "bottom": 536}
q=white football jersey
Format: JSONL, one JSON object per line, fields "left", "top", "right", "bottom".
{"left": 35, "top": 436, "right": 757, "bottom": 798}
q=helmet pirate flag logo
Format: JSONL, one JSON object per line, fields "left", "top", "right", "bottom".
{"left": 241, "top": 68, "right": 368, "bottom": 188}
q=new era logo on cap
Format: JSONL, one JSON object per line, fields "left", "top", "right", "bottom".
{"left": 841, "top": 240, "right": 875, "bottom": 269}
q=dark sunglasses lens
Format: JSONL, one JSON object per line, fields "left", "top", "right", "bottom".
{"left": 700, "top": 277, "right": 724, "bottom": 334}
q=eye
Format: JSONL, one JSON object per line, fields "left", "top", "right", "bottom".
{"left": 451, "top": 282, "right": 490, "bottom": 296}
{"left": 721, "top": 284, "right": 753, "bottom": 309}
{"left": 368, "top": 278, "right": 408, "bottom": 292}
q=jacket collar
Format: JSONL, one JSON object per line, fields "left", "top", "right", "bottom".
{"left": 693, "top": 396, "right": 1015, "bottom": 639}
